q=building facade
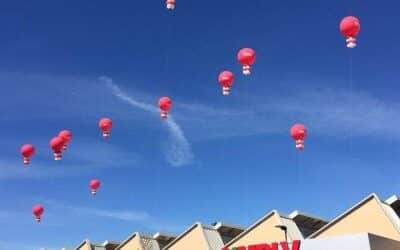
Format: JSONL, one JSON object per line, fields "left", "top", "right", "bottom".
{"left": 74, "top": 193, "right": 400, "bottom": 250}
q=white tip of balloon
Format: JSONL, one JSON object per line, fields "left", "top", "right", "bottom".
{"left": 160, "top": 111, "right": 168, "bottom": 119}
{"left": 167, "top": 3, "right": 175, "bottom": 9}
{"left": 242, "top": 65, "right": 251, "bottom": 75}
{"left": 91, "top": 190, "right": 97, "bottom": 195}
{"left": 23, "top": 157, "right": 30, "bottom": 165}
{"left": 102, "top": 131, "right": 110, "bottom": 139}
{"left": 54, "top": 153, "right": 62, "bottom": 161}
{"left": 346, "top": 37, "right": 357, "bottom": 48}
{"left": 222, "top": 86, "right": 230, "bottom": 95}
{"left": 295, "top": 140, "right": 305, "bottom": 151}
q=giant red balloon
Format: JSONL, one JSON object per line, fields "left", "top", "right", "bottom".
{"left": 158, "top": 97, "right": 172, "bottom": 119}
{"left": 340, "top": 16, "right": 360, "bottom": 48}
{"left": 237, "top": 48, "right": 256, "bottom": 75}
{"left": 50, "top": 136, "right": 64, "bottom": 160}
{"left": 218, "top": 70, "right": 234, "bottom": 95}
{"left": 58, "top": 130, "right": 72, "bottom": 150}
{"left": 290, "top": 124, "right": 307, "bottom": 151}
{"left": 32, "top": 205, "right": 44, "bottom": 223}
{"left": 90, "top": 179, "right": 101, "bottom": 195}
{"left": 99, "top": 118, "right": 113, "bottom": 139}
{"left": 21, "top": 144, "right": 35, "bottom": 165}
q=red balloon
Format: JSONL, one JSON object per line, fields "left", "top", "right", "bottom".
{"left": 58, "top": 130, "right": 72, "bottom": 150}
{"left": 237, "top": 48, "right": 256, "bottom": 75}
{"left": 20, "top": 144, "right": 35, "bottom": 165}
{"left": 158, "top": 97, "right": 172, "bottom": 119}
{"left": 50, "top": 136, "right": 64, "bottom": 160}
{"left": 90, "top": 179, "right": 101, "bottom": 195}
{"left": 340, "top": 16, "right": 360, "bottom": 48}
{"left": 32, "top": 205, "right": 44, "bottom": 223}
{"left": 99, "top": 118, "right": 113, "bottom": 139}
{"left": 290, "top": 124, "right": 307, "bottom": 151}
{"left": 218, "top": 71, "right": 234, "bottom": 95}
{"left": 166, "top": 0, "right": 175, "bottom": 10}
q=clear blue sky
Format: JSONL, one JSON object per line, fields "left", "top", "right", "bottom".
{"left": 1, "top": 0, "right": 400, "bottom": 249}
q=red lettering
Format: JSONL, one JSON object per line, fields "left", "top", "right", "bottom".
{"left": 280, "top": 240, "right": 301, "bottom": 250}
{"left": 225, "top": 240, "right": 301, "bottom": 250}
{"left": 247, "top": 243, "right": 278, "bottom": 250}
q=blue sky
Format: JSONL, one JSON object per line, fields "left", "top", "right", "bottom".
{"left": 1, "top": 0, "right": 400, "bottom": 249}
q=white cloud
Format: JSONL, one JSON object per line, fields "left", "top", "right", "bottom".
{"left": 0, "top": 241, "right": 62, "bottom": 250}
{"left": 101, "top": 76, "right": 194, "bottom": 167}
{"left": 170, "top": 87, "right": 400, "bottom": 141}
{"left": 0, "top": 137, "right": 140, "bottom": 180}
{"left": 44, "top": 200, "right": 183, "bottom": 232}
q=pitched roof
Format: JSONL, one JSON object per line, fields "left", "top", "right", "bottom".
{"left": 115, "top": 232, "right": 140, "bottom": 250}
{"left": 162, "top": 222, "right": 224, "bottom": 250}
{"left": 289, "top": 210, "right": 329, "bottom": 237}
{"left": 224, "top": 210, "right": 304, "bottom": 248}
{"left": 309, "top": 193, "right": 400, "bottom": 239}
{"left": 74, "top": 239, "right": 90, "bottom": 250}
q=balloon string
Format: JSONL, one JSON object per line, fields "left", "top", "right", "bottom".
{"left": 348, "top": 49, "right": 353, "bottom": 153}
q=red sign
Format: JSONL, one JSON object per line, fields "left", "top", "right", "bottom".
{"left": 222, "top": 240, "right": 301, "bottom": 250}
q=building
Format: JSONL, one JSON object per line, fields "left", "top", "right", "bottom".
{"left": 223, "top": 210, "right": 327, "bottom": 249}
{"left": 74, "top": 240, "right": 120, "bottom": 250}
{"left": 162, "top": 222, "right": 245, "bottom": 250}
{"left": 116, "top": 232, "right": 176, "bottom": 250}
{"left": 74, "top": 193, "right": 400, "bottom": 250}
{"left": 222, "top": 193, "right": 400, "bottom": 250}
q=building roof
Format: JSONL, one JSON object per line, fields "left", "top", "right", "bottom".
{"left": 223, "top": 210, "right": 304, "bottom": 248}
{"left": 74, "top": 239, "right": 89, "bottom": 250}
{"left": 386, "top": 195, "right": 400, "bottom": 217}
{"left": 153, "top": 232, "right": 176, "bottom": 249}
{"left": 115, "top": 232, "right": 141, "bottom": 250}
{"left": 289, "top": 210, "right": 329, "bottom": 237}
{"left": 309, "top": 193, "right": 400, "bottom": 239}
{"left": 162, "top": 222, "right": 224, "bottom": 250}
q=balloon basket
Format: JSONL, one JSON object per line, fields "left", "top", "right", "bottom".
{"left": 242, "top": 65, "right": 251, "bottom": 75}
{"left": 222, "top": 86, "right": 230, "bottom": 95}
{"left": 346, "top": 37, "right": 357, "bottom": 48}
{"left": 161, "top": 111, "right": 168, "bottom": 119}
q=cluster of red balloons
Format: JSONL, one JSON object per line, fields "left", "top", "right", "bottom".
{"left": 218, "top": 48, "right": 256, "bottom": 96}
{"left": 24, "top": 102, "right": 174, "bottom": 222}
{"left": 23, "top": 119, "right": 115, "bottom": 222}
{"left": 24, "top": 10, "right": 362, "bottom": 224}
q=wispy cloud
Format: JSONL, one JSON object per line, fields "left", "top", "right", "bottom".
{"left": 44, "top": 200, "right": 183, "bottom": 232}
{"left": 170, "top": 87, "right": 400, "bottom": 141}
{"left": 0, "top": 137, "right": 140, "bottom": 180}
{"left": 100, "top": 76, "right": 194, "bottom": 167}
{"left": 0, "top": 241, "right": 62, "bottom": 250}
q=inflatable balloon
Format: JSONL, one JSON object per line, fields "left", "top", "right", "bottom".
{"left": 218, "top": 70, "right": 234, "bottom": 95}
{"left": 50, "top": 136, "right": 64, "bottom": 160}
{"left": 21, "top": 144, "right": 35, "bottom": 165}
{"left": 99, "top": 118, "right": 113, "bottom": 139}
{"left": 32, "top": 205, "right": 44, "bottom": 223}
{"left": 290, "top": 124, "right": 307, "bottom": 151}
{"left": 90, "top": 179, "right": 101, "bottom": 195}
{"left": 158, "top": 97, "right": 172, "bottom": 119}
{"left": 238, "top": 48, "right": 256, "bottom": 75}
{"left": 58, "top": 130, "right": 72, "bottom": 150}
{"left": 340, "top": 16, "right": 361, "bottom": 48}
